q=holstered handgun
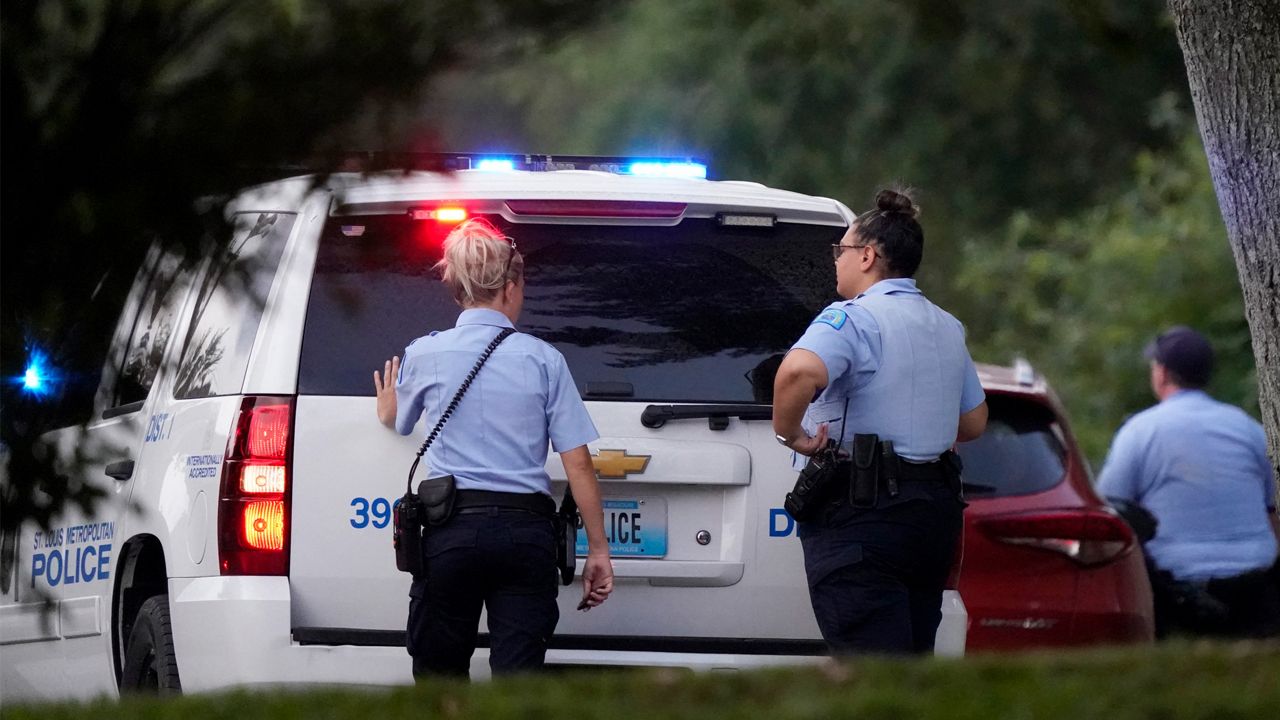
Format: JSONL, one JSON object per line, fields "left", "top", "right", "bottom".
{"left": 850, "top": 434, "right": 879, "bottom": 508}
{"left": 785, "top": 441, "right": 842, "bottom": 522}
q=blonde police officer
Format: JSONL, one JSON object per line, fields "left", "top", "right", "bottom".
{"left": 373, "top": 218, "right": 614, "bottom": 677}
{"left": 772, "top": 189, "right": 988, "bottom": 655}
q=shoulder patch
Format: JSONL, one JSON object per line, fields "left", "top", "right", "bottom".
{"left": 811, "top": 308, "right": 848, "bottom": 330}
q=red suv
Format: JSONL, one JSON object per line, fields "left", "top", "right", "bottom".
{"left": 955, "top": 361, "right": 1155, "bottom": 651}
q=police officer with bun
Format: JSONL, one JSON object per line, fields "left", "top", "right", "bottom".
{"left": 772, "top": 188, "right": 988, "bottom": 655}
{"left": 373, "top": 218, "right": 614, "bottom": 678}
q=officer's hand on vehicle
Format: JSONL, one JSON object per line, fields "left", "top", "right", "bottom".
{"left": 789, "top": 423, "right": 829, "bottom": 457}
{"left": 373, "top": 356, "right": 400, "bottom": 429}
{"left": 578, "top": 551, "right": 614, "bottom": 611}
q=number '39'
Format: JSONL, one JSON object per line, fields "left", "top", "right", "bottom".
{"left": 349, "top": 497, "right": 401, "bottom": 529}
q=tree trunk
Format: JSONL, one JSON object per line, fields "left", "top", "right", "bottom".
{"left": 1168, "top": 0, "right": 1280, "bottom": 490}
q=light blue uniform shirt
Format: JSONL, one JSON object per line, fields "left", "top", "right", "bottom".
{"left": 395, "top": 308, "right": 599, "bottom": 496}
{"left": 790, "top": 278, "right": 984, "bottom": 464}
{"left": 1097, "top": 390, "right": 1277, "bottom": 581}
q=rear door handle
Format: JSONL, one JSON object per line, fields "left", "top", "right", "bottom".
{"left": 105, "top": 460, "right": 135, "bottom": 482}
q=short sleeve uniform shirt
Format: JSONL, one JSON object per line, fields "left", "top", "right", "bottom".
{"left": 395, "top": 308, "right": 599, "bottom": 496}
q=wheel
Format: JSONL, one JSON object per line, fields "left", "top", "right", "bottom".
{"left": 120, "top": 594, "right": 182, "bottom": 694}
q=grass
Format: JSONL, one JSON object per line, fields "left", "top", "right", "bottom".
{"left": 3, "top": 640, "right": 1279, "bottom": 720}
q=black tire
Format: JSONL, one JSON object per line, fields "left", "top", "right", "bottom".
{"left": 121, "top": 594, "right": 182, "bottom": 694}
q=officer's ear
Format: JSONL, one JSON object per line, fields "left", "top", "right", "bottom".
{"left": 503, "top": 277, "right": 522, "bottom": 301}
{"left": 859, "top": 243, "right": 879, "bottom": 272}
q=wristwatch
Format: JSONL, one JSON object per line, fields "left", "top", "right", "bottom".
{"left": 775, "top": 433, "right": 796, "bottom": 448}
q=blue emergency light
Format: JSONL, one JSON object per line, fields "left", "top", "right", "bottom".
{"left": 475, "top": 158, "right": 517, "bottom": 172}
{"left": 625, "top": 161, "right": 708, "bottom": 179}
{"left": 18, "top": 348, "right": 56, "bottom": 398}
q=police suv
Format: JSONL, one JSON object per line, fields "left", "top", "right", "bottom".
{"left": 0, "top": 155, "right": 966, "bottom": 699}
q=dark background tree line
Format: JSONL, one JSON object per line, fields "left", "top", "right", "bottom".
{"left": 414, "top": 0, "right": 1251, "bottom": 463}
{"left": 1, "top": 0, "right": 1272, "bottom": 531}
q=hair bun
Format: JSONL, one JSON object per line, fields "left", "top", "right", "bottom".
{"left": 875, "top": 189, "right": 918, "bottom": 218}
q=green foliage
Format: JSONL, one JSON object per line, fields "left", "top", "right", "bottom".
{"left": 4, "top": 642, "right": 1279, "bottom": 719}
{"left": 0, "top": 0, "right": 600, "bottom": 533}
{"left": 957, "top": 129, "right": 1254, "bottom": 464}
{"left": 422, "top": 0, "right": 1257, "bottom": 468}
{"left": 428, "top": 0, "right": 1188, "bottom": 298}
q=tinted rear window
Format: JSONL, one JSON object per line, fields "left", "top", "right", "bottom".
{"left": 955, "top": 395, "right": 1068, "bottom": 497}
{"left": 299, "top": 213, "right": 842, "bottom": 402}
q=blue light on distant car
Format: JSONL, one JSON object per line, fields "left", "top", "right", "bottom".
{"left": 475, "top": 158, "right": 516, "bottom": 172}
{"left": 625, "top": 161, "right": 708, "bottom": 179}
{"left": 18, "top": 349, "right": 55, "bottom": 397}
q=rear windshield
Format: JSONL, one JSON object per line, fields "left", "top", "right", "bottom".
{"left": 955, "top": 395, "right": 1068, "bottom": 497}
{"left": 299, "top": 213, "right": 842, "bottom": 402}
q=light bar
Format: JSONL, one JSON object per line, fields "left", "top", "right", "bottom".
{"left": 340, "top": 153, "right": 709, "bottom": 177}
{"left": 625, "top": 161, "right": 708, "bottom": 179}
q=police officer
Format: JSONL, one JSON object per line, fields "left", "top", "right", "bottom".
{"left": 373, "top": 218, "right": 614, "bottom": 677}
{"left": 772, "top": 189, "right": 987, "bottom": 655}
{"left": 1098, "top": 326, "right": 1279, "bottom": 637}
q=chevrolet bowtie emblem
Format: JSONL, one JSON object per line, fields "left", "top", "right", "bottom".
{"left": 591, "top": 449, "right": 651, "bottom": 479}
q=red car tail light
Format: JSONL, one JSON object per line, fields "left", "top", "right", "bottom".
{"left": 975, "top": 509, "right": 1136, "bottom": 567}
{"left": 219, "top": 396, "right": 294, "bottom": 575}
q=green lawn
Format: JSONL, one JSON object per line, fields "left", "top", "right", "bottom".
{"left": 4, "top": 641, "right": 1278, "bottom": 720}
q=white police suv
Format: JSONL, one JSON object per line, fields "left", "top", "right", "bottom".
{"left": 0, "top": 155, "right": 966, "bottom": 699}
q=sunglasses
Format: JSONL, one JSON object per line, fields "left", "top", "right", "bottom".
{"left": 831, "top": 242, "right": 869, "bottom": 261}
{"left": 501, "top": 237, "right": 518, "bottom": 282}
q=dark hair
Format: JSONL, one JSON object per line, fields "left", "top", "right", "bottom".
{"left": 853, "top": 188, "right": 924, "bottom": 277}
{"left": 1143, "top": 325, "right": 1213, "bottom": 389}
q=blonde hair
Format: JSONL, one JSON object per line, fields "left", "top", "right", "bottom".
{"left": 433, "top": 218, "right": 524, "bottom": 306}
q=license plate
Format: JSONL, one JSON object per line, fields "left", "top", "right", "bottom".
{"left": 576, "top": 497, "right": 667, "bottom": 557}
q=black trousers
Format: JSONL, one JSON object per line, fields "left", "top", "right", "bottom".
{"left": 407, "top": 507, "right": 560, "bottom": 678}
{"left": 798, "top": 483, "right": 963, "bottom": 655}
{"left": 1149, "top": 558, "right": 1280, "bottom": 639}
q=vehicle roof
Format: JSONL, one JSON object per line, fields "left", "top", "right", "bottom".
{"left": 228, "top": 170, "right": 854, "bottom": 226}
{"left": 975, "top": 361, "right": 1050, "bottom": 397}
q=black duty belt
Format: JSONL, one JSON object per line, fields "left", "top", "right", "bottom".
{"left": 454, "top": 489, "right": 556, "bottom": 517}
{"left": 893, "top": 459, "right": 949, "bottom": 482}
{"left": 835, "top": 458, "right": 949, "bottom": 482}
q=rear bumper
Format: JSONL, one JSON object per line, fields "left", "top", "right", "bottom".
{"left": 169, "top": 577, "right": 413, "bottom": 691}
{"left": 168, "top": 578, "right": 966, "bottom": 691}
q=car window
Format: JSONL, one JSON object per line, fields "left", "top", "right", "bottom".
{"left": 956, "top": 395, "right": 1068, "bottom": 497}
{"left": 174, "top": 212, "right": 295, "bottom": 399}
{"left": 112, "top": 250, "right": 191, "bottom": 408}
{"left": 298, "top": 213, "right": 842, "bottom": 402}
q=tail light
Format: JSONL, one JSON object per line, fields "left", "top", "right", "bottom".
{"left": 975, "top": 508, "right": 1136, "bottom": 567}
{"left": 219, "top": 396, "right": 294, "bottom": 575}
